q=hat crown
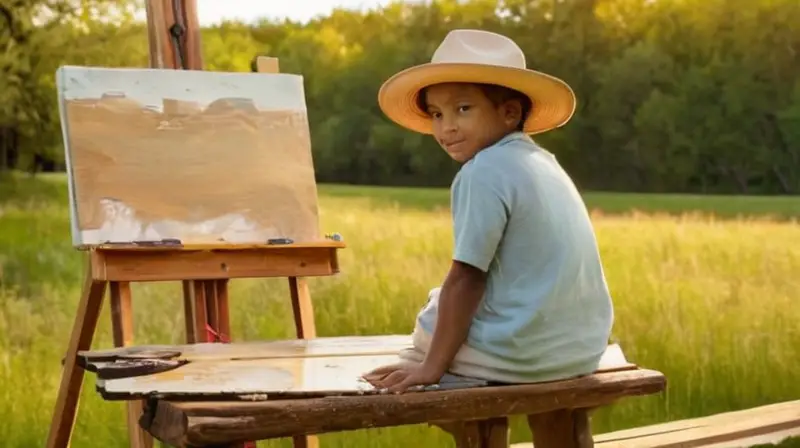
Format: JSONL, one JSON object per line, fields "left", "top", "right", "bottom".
{"left": 431, "top": 29, "right": 526, "bottom": 69}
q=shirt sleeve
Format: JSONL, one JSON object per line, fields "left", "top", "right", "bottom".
{"left": 451, "top": 165, "right": 509, "bottom": 272}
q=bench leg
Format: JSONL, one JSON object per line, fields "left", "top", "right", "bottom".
{"left": 433, "top": 418, "right": 509, "bottom": 447}
{"left": 527, "top": 409, "right": 593, "bottom": 448}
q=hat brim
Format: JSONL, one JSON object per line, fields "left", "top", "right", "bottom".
{"left": 378, "top": 62, "right": 577, "bottom": 135}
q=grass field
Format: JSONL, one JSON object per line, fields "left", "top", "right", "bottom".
{"left": 1, "top": 172, "right": 799, "bottom": 447}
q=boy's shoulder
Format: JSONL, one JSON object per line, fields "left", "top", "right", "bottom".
{"left": 478, "top": 131, "right": 535, "bottom": 159}
{"left": 453, "top": 132, "right": 541, "bottom": 188}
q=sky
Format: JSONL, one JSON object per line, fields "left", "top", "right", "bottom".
{"left": 193, "top": 0, "right": 404, "bottom": 25}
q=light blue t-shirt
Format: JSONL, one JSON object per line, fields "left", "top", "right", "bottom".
{"left": 416, "top": 131, "right": 614, "bottom": 382}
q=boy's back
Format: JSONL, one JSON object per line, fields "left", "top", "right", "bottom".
{"left": 416, "top": 131, "right": 614, "bottom": 382}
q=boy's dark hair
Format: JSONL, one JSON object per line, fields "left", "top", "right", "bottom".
{"left": 416, "top": 83, "right": 533, "bottom": 131}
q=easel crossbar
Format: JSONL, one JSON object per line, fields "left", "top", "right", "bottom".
{"left": 89, "top": 246, "right": 341, "bottom": 281}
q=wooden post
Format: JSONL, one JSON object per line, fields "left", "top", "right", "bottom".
{"left": 143, "top": 0, "right": 218, "bottom": 347}
{"left": 528, "top": 409, "right": 594, "bottom": 448}
{"left": 433, "top": 418, "right": 509, "bottom": 448}
{"left": 145, "top": 0, "right": 203, "bottom": 70}
{"left": 143, "top": 0, "right": 231, "bottom": 348}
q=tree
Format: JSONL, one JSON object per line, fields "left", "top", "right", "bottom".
{"left": 1, "top": 0, "right": 797, "bottom": 194}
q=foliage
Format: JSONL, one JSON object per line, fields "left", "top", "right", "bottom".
{"left": 1, "top": 0, "right": 799, "bottom": 194}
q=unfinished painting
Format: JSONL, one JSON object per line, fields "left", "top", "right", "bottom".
{"left": 56, "top": 65, "right": 320, "bottom": 247}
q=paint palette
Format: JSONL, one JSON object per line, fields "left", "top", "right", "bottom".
{"left": 56, "top": 66, "right": 321, "bottom": 248}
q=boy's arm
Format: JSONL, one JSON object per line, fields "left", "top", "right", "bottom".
{"left": 419, "top": 260, "right": 487, "bottom": 377}
{"left": 362, "top": 166, "right": 509, "bottom": 391}
{"left": 421, "top": 165, "right": 509, "bottom": 377}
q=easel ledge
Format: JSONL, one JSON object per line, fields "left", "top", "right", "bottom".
{"left": 78, "top": 241, "right": 346, "bottom": 251}
{"left": 79, "top": 241, "right": 346, "bottom": 282}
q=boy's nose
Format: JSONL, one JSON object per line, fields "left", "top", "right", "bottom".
{"left": 442, "top": 116, "right": 458, "bottom": 133}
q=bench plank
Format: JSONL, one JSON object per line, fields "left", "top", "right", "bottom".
{"left": 702, "top": 429, "right": 800, "bottom": 448}
{"left": 510, "top": 400, "right": 800, "bottom": 448}
{"left": 142, "top": 368, "right": 666, "bottom": 447}
{"left": 80, "top": 336, "right": 636, "bottom": 400}
{"left": 595, "top": 400, "right": 800, "bottom": 447}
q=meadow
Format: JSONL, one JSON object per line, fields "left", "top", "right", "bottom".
{"left": 1, "top": 172, "right": 799, "bottom": 447}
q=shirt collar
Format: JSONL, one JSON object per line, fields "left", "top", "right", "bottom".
{"left": 495, "top": 131, "right": 532, "bottom": 147}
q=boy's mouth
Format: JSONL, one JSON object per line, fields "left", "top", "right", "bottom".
{"left": 443, "top": 139, "right": 465, "bottom": 150}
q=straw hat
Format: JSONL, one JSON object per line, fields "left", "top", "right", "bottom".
{"left": 378, "top": 29, "right": 577, "bottom": 135}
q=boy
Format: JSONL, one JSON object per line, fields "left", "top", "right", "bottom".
{"left": 363, "top": 29, "right": 614, "bottom": 393}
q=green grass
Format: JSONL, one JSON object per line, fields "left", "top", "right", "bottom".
{"left": 1, "top": 172, "right": 799, "bottom": 447}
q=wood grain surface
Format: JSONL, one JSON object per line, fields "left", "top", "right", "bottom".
{"left": 590, "top": 399, "right": 800, "bottom": 448}
{"left": 141, "top": 368, "right": 666, "bottom": 446}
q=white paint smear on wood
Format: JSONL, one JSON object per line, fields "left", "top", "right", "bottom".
{"left": 80, "top": 198, "right": 276, "bottom": 245}
{"left": 99, "top": 355, "right": 401, "bottom": 396}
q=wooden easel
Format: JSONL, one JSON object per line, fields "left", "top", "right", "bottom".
{"left": 46, "top": 242, "right": 340, "bottom": 448}
{"left": 45, "top": 1, "right": 332, "bottom": 447}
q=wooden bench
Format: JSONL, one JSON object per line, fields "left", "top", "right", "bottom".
{"left": 77, "top": 335, "right": 666, "bottom": 447}
{"left": 511, "top": 400, "right": 800, "bottom": 448}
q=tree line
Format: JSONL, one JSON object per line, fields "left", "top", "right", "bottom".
{"left": 2, "top": 0, "right": 799, "bottom": 194}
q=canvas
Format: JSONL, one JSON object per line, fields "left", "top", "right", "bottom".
{"left": 56, "top": 66, "right": 321, "bottom": 248}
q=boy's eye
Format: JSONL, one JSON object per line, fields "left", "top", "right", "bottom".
{"left": 431, "top": 111, "right": 443, "bottom": 119}
{"left": 458, "top": 105, "right": 471, "bottom": 112}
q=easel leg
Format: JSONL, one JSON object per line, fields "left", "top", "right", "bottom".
{"left": 46, "top": 265, "right": 107, "bottom": 448}
{"left": 192, "top": 280, "right": 210, "bottom": 342}
{"left": 184, "top": 279, "right": 231, "bottom": 344}
{"left": 216, "top": 279, "right": 231, "bottom": 338}
{"left": 527, "top": 408, "right": 593, "bottom": 448}
{"left": 289, "top": 277, "right": 316, "bottom": 339}
{"left": 109, "top": 281, "right": 153, "bottom": 448}
{"left": 289, "top": 276, "right": 318, "bottom": 448}
{"left": 204, "top": 280, "right": 219, "bottom": 334}
{"left": 182, "top": 280, "right": 196, "bottom": 343}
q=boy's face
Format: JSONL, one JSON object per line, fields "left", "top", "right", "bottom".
{"left": 422, "top": 83, "right": 523, "bottom": 163}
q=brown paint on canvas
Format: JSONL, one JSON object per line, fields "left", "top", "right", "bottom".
{"left": 63, "top": 92, "right": 320, "bottom": 244}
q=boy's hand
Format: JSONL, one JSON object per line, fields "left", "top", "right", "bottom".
{"left": 361, "top": 362, "right": 443, "bottom": 394}
{"left": 362, "top": 260, "right": 486, "bottom": 394}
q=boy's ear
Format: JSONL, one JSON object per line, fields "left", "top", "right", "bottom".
{"left": 501, "top": 99, "right": 524, "bottom": 128}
